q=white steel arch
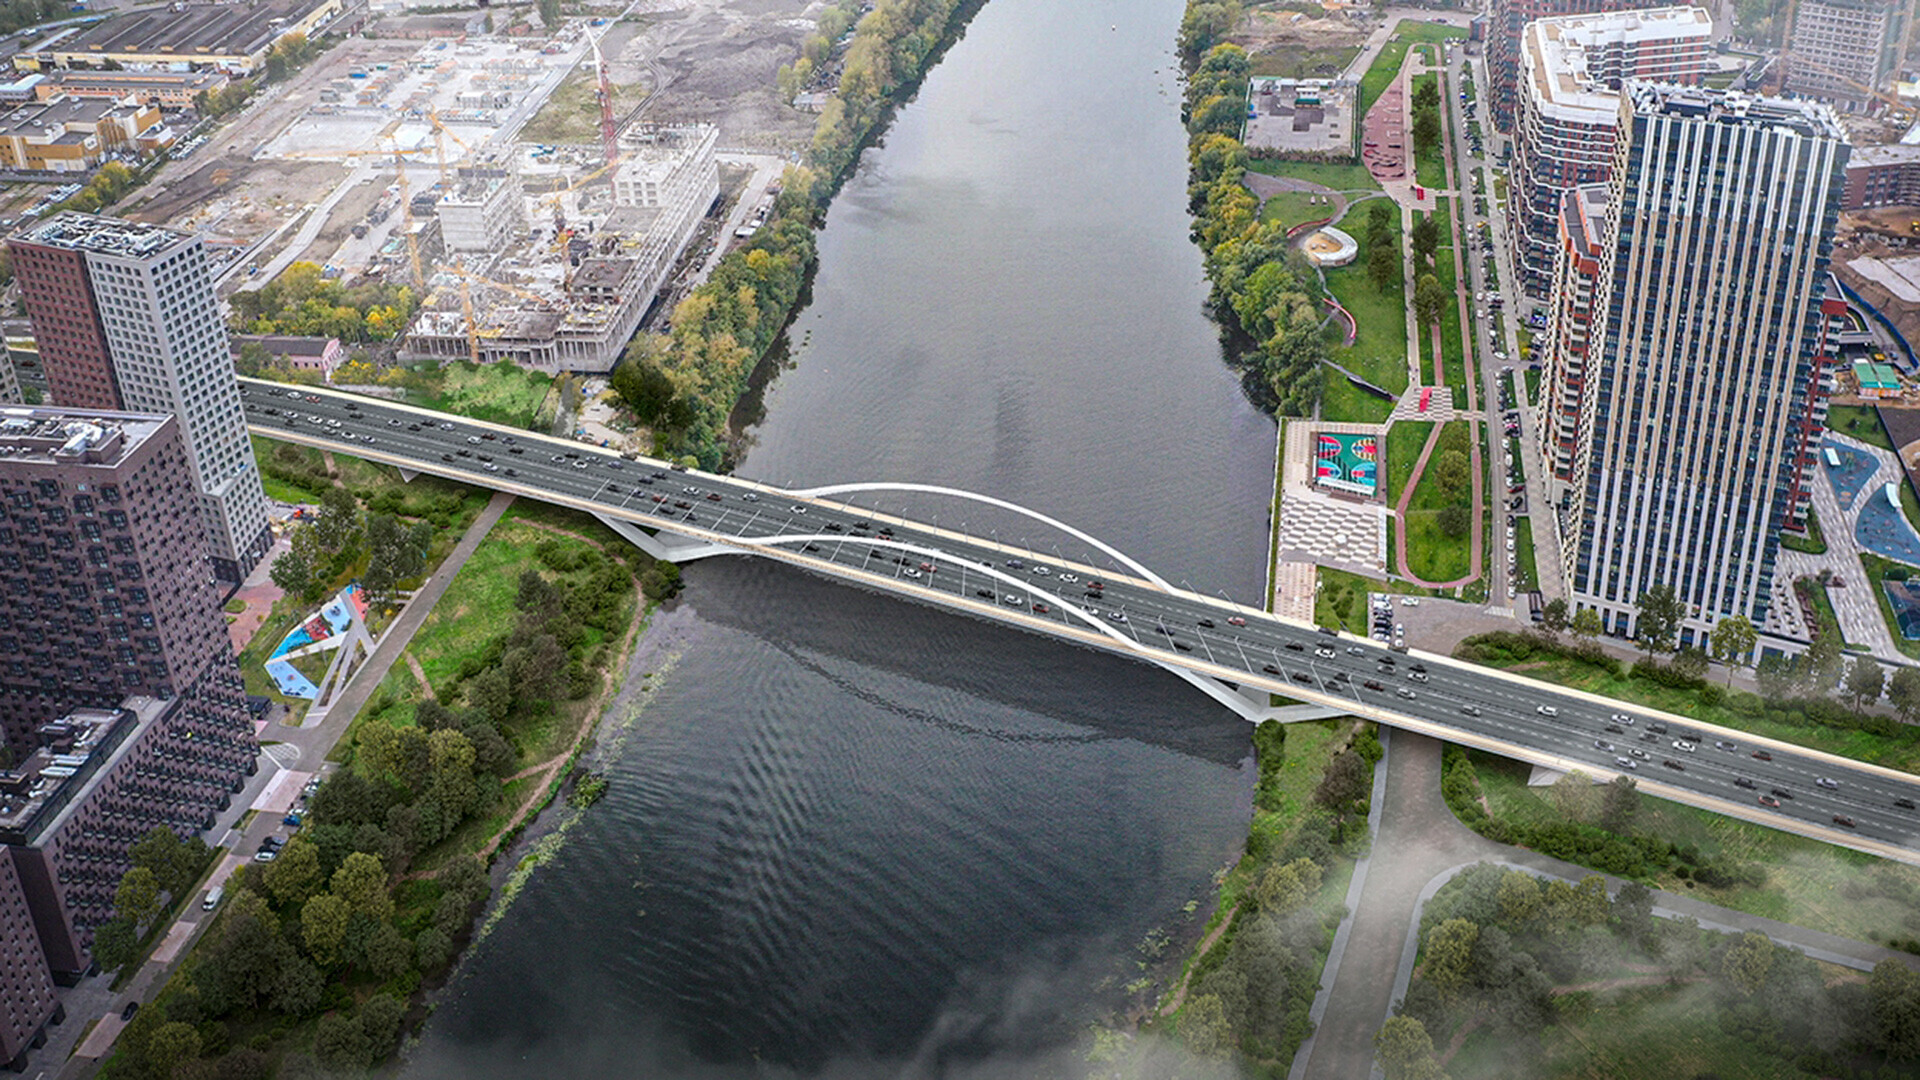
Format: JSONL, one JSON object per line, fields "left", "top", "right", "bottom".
{"left": 787, "top": 481, "right": 1175, "bottom": 591}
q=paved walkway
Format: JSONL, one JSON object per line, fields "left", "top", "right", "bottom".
{"left": 1773, "top": 432, "right": 1904, "bottom": 660}
{"left": 1296, "top": 731, "right": 1920, "bottom": 1080}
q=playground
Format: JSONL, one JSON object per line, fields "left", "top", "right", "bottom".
{"left": 265, "top": 584, "right": 371, "bottom": 701}
{"left": 1313, "top": 431, "right": 1382, "bottom": 498}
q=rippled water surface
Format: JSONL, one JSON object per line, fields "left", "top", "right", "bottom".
{"left": 402, "top": 0, "right": 1277, "bottom": 1070}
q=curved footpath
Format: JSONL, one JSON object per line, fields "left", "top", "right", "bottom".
{"left": 1295, "top": 730, "right": 1920, "bottom": 1080}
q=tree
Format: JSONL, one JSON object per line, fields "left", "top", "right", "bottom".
{"left": 1569, "top": 606, "right": 1603, "bottom": 640}
{"left": 264, "top": 839, "right": 322, "bottom": 908}
{"left": 268, "top": 541, "right": 313, "bottom": 600}
{"left": 1368, "top": 199, "right": 1392, "bottom": 237}
{"left": 1540, "top": 598, "right": 1568, "bottom": 638}
{"left": 330, "top": 852, "right": 393, "bottom": 923}
{"left": 361, "top": 993, "right": 406, "bottom": 1059}
{"left": 1708, "top": 614, "right": 1757, "bottom": 685}
{"left": 90, "top": 916, "right": 139, "bottom": 971}
{"left": 311, "top": 486, "right": 361, "bottom": 555}
{"left": 114, "top": 866, "right": 162, "bottom": 930}
{"left": 1369, "top": 240, "right": 1400, "bottom": 293}
{"left": 145, "top": 1021, "right": 204, "bottom": 1078}
{"left": 1599, "top": 774, "right": 1638, "bottom": 835}
{"left": 1846, "top": 654, "right": 1886, "bottom": 710}
{"left": 1869, "top": 959, "right": 1920, "bottom": 1059}
{"left": 1670, "top": 647, "right": 1709, "bottom": 680}
{"left": 1432, "top": 449, "right": 1470, "bottom": 496}
{"left": 301, "top": 893, "right": 350, "bottom": 968}
{"left": 1414, "top": 273, "right": 1448, "bottom": 326}
{"left": 1180, "top": 993, "right": 1233, "bottom": 1058}
{"left": 130, "top": 826, "right": 204, "bottom": 899}
{"left": 1436, "top": 504, "right": 1470, "bottom": 538}
{"left": 1805, "top": 630, "right": 1845, "bottom": 692}
{"left": 1255, "top": 857, "right": 1324, "bottom": 915}
{"left": 415, "top": 926, "right": 453, "bottom": 971}
{"left": 1375, "top": 1015, "right": 1447, "bottom": 1080}
{"left": 1722, "top": 930, "right": 1776, "bottom": 996}
{"left": 1315, "top": 750, "right": 1369, "bottom": 812}
{"left": 1410, "top": 214, "right": 1439, "bottom": 263}
{"left": 364, "top": 922, "right": 413, "bottom": 982}
{"left": 1612, "top": 880, "right": 1654, "bottom": 944}
{"left": 315, "top": 1010, "right": 373, "bottom": 1072}
{"left": 536, "top": 0, "right": 562, "bottom": 28}
{"left": 1412, "top": 105, "right": 1441, "bottom": 154}
{"left": 1632, "top": 583, "right": 1682, "bottom": 656}
{"left": 1423, "top": 918, "right": 1480, "bottom": 999}
{"left": 1548, "top": 769, "right": 1597, "bottom": 823}
{"left": 1890, "top": 666, "right": 1920, "bottom": 722}
{"left": 1756, "top": 652, "right": 1798, "bottom": 700}
{"left": 1413, "top": 77, "right": 1441, "bottom": 109}
{"left": 1496, "top": 870, "right": 1542, "bottom": 924}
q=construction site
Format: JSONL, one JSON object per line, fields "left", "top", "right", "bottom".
{"left": 103, "top": 0, "right": 811, "bottom": 379}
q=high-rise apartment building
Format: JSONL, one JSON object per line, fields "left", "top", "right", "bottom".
{"left": 0, "top": 407, "right": 252, "bottom": 755}
{"left": 1539, "top": 182, "right": 1612, "bottom": 490}
{"left": 0, "top": 847, "right": 59, "bottom": 1073}
{"left": 1786, "top": 0, "right": 1908, "bottom": 112}
{"left": 9, "top": 213, "right": 270, "bottom": 582}
{"left": 1488, "top": 0, "right": 1638, "bottom": 133}
{"left": 3, "top": 697, "right": 251, "bottom": 982}
{"left": 1509, "top": 7, "right": 1712, "bottom": 297}
{"left": 1552, "top": 86, "right": 1848, "bottom": 643}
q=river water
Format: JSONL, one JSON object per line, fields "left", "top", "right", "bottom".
{"left": 402, "top": 0, "right": 1278, "bottom": 1073}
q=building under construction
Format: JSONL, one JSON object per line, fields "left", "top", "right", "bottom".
{"left": 402, "top": 123, "right": 719, "bottom": 374}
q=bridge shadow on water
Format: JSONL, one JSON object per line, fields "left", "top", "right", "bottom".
{"left": 674, "top": 556, "right": 1256, "bottom": 769}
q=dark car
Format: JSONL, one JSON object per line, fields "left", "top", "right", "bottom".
{"left": 1285, "top": 641, "right": 1305, "bottom": 652}
{"left": 1833, "top": 815, "right": 1857, "bottom": 828}
{"left": 1197, "top": 619, "right": 1215, "bottom": 629}
{"left": 975, "top": 589, "right": 995, "bottom": 599}
{"left": 1662, "top": 760, "right": 1685, "bottom": 771}
{"left": 1771, "top": 788, "right": 1794, "bottom": 800}
{"left": 1734, "top": 777, "right": 1756, "bottom": 790}
{"left": 1292, "top": 672, "right": 1314, "bottom": 684}
{"left": 122, "top": 1001, "right": 140, "bottom": 1022}
{"left": 1751, "top": 750, "right": 1772, "bottom": 761}
{"left": 1363, "top": 680, "right": 1385, "bottom": 691}
{"left": 1461, "top": 705, "right": 1482, "bottom": 716}
{"left": 1262, "top": 664, "right": 1282, "bottom": 675}
{"left": 1605, "top": 724, "right": 1624, "bottom": 734}
{"left": 1898, "top": 798, "right": 1917, "bottom": 810}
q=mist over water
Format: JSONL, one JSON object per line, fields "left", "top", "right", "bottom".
{"left": 402, "top": 0, "right": 1279, "bottom": 1070}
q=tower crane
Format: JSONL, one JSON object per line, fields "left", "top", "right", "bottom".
{"left": 591, "top": 33, "right": 619, "bottom": 170}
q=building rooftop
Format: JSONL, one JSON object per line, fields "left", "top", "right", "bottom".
{"left": 15, "top": 212, "right": 191, "bottom": 260}
{"left": 24, "top": 0, "right": 329, "bottom": 60}
{"left": 0, "top": 95, "right": 123, "bottom": 137}
{"left": 1562, "top": 183, "right": 1612, "bottom": 257}
{"left": 0, "top": 703, "right": 150, "bottom": 845}
{"left": 0, "top": 406, "right": 170, "bottom": 468}
{"left": 1627, "top": 82, "right": 1848, "bottom": 141}
{"left": 1526, "top": 7, "right": 1713, "bottom": 122}
{"left": 1850, "top": 143, "right": 1920, "bottom": 168}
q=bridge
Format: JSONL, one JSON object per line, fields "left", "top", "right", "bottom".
{"left": 240, "top": 377, "right": 1920, "bottom": 865}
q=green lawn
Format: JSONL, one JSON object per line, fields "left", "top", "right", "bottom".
{"left": 1780, "top": 506, "right": 1827, "bottom": 555}
{"left": 1245, "top": 159, "right": 1381, "bottom": 193}
{"left": 1827, "top": 403, "right": 1892, "bottom": 450}
{"left": 1798, "top": 575, "right": 1851, "bottom": 648}
{"left": 1322, "top": 207, "right": 1408, "bottom": 424}
{"left": 1431, "top": 198, "right": 1468, "bottom": 390}
{"left": 1258, "top": 189, "right": 1338, "bottom": 230}
{"left": 1523, "top": 366, "right": 1540, "bottom": 406}
{"left": 1413, "top": 74, "right": 1445, "bottom": 190}
{"left": 405, "top": 360, "right": 554, "bottom": 430}
{"left": 1512, "top": 515, "right": 1538, "bottom": 592}
{"left": 1316, "top": 567, "right": 1434, "bottom": 632}
{"left": 1386, "top": 420, "right": 1432, "bottom": 504}
{"left": 1249, "top": 43, "right": 1361, "bottom": 80}
{"left": 1461, "top": 747, "right": 1920, "bottom": 948}
{"left": 1401, "top": 421, "right": 1475, "bottom": 584}
{"left": 1357, "top": 20, "right": 1466, "bottom": 117}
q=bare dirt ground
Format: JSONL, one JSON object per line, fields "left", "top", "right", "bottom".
{"left": 612, "top": 0, "right": 821, "bottom": 150}
{"left": 1231, "top": 8, "right": 1371, "bottom": 79}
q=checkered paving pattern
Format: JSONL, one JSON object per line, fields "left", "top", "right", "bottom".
{"left": 1388, "top": 385, "right": 1457, "bottom": 423}
{"left": 1278, "top": 491, "right": 1389, "bottom": 574}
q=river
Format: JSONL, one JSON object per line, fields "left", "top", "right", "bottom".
{"left": 401, "top": 0, "right": 1277, "bottom": 1072}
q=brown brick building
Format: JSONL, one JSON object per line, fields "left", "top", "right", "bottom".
{"left": 0, "top": 847, "right": 59, "bottom": 1072}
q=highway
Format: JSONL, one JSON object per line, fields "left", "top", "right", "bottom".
{"left": 239, "top": 377, "right": 1920, "bottom": 865}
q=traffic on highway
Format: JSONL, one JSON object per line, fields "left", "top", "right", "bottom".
{"left": 240, "top": 377, "right": 1920, "bottom": 862}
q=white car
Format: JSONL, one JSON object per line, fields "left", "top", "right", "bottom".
{"left": 1673, "top": 740, "right": 1697, "bottom": 753}
{"left": 1400, "top": 597, "right": 1420, "bottom": 607}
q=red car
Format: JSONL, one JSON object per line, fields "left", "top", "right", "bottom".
{"left": 1751, "top": 750, "right": 1772, "bottom": 761}
{"left": 1227, "top": 617, "right": 1247, "bottom": 627}
{"left": 1758, "top": 795, "right": 1780, "bottom": 808}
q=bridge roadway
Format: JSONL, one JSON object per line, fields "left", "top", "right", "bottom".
{"left": 239, "top": 377, "right": 1920, "bottom": 866}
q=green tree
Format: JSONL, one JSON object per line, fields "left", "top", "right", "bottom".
{"left": 1314, "top": 750, "right": 1369, "bottom": 812}
{"left": 1846, "top": 654, "right": 1886, "bottom": 710}
{"left": 264, "top": 838, "right": 322, "bottom": 908}
{"left": 1805, "top": 629, "right": 1845, "bottom": 692}
{"left": 1599, "top": 773, "right": 1638, "bottom": 835}
{"left": 1436, "top": 504, "right": 1470, "bottom": 538}
{"left": 1409, "top": 213, "right": 1439, "bottom": 263}
{"left": 1432, "top": 449, "right": 1469, "bottom": 496}
{"left": 1757, "top": 652, "right": 1799, "bottom": 699}
{"left": 1670, "top": 646, "right": 1709, "bottom": 680}
{"left": 364, "top": 922, "right": 413, "bottom": 982}
{"left": 268, "top": 538, "right": 313, "bottom": 599}
{"left": 1632, "top": 583, "right": 1682, "bottom": 657}
{"left": 536, "top": 0, "right": 562, "bottom": 28}
{"left": 311, "top": 486, "right": 362, "bottom": 556}
{"left": 1180, "top": 993, "right": 1233, "bottom": 1058}
{"left": 1414, "top": 273, "right": 1447, "bottom": 326}
{"left": 1870, "top": 959, "right": 1920, "bottom": 1059}
{"left": 315, "top": 1010, "right": 372, "bottom": 1071}
{"left": 415, "top": 926, "right": 453, "bottom": 970}
{"left": 1368, "top": 199, "right": 1392, "bottom": 237}
{"left": 1570, "top": 606, "right": 1603, "bottom": 640}
{"left": 1708, "top": 614, "right": 1757, "bottom": 684}
{"left": 1423, "top": 918, "right": 1479, "bottom": 999}
{"left": 89, "top": 916, "right": 139, "bottom": 971}
{"left": 1496, "top": 870, "right": 1542, "bottom": 924}
{"left": 1612, "top": 880, "right": 1654, "bottom": 944}
{"left": 1412, "top": 105, "right": 1441, "bottom": 154}
{"left": 1540, "top": 597, "right": 1568, "bottom": 638}
{"left": 1413, "top": 78, "right": 1441, "bottom": 109}
{"left": 113, "top": 865, "right": 162, "bottom": 929}
{"left": 1369, "top": 240, "right": 1400, "bottom": 293}
{"left": 301, "top": 893, "right": 351, "bottom": 967}
{"left": 1889, "top": 665, "right": 1920, "bottom": 722}
{"left": 1375, "top": 1015, "right": 1447, "bottom": 1080}
{"left": 145, "top": 1021, "right": 204, "bottom": 1077}
{"left": 1722, "top": 930, "right": 1776, "bottom": 996}
{"left": 129, "top": 826, "right": 204, "bottom": 899}
{"left": 1177, "top": 2, "right": 1240, "bottom": 67}
{"left": 1254, "top": 857, "right": 1325, "bottom": 915}
{"left": 330, "top": 852, "right": 393, "bottom": 922}
{"left": 361, "top": 993, "right": 406, "bottom": 1059}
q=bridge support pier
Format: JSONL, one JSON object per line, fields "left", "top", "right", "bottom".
{"left": 592, "top": 513, "right": 734, "bottom": 564}
{"left": 398, "top": 468, "right": 419, "bottom": 483}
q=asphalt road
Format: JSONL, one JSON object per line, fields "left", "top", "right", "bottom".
{"left": 239, "top": 377, "right": 1920, "bottom": 863}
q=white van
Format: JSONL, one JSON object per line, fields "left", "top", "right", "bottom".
{"left": 202, "top": 886, "right": 224, "bottom": 912}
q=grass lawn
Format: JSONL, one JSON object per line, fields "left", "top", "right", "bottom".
{"left": 1387, "top": 420, "right": 1433, "bottom": 504}
{"left": 1861, "top": 552, "right": 1920, "bottom": 661}
{"left": 1798, "top": 575, "right": 1850, "bottom": 647}
{"left": 1321, "top": 208, "right": 1408, "bottom": 423}
{"left": 1524, "top": 365, "right": 1540, "bottom": 406}
{"left": 1512, "top": 515, "right": 1538, "bottom": 592}
{"left": 1430, "top": 198, "right": 1468, "bottom": 390}
{"left": 1780, "top": 506, "right": 1828, "bottom": 555}
{"left": 405, "top": 360, "right": 554, "bottom": 430}
{"left": 1827, "top": 403, "right": 1892, "bottom": 450}
{"left": 1249, "top": 43, "right": 1361, "bottom": 80}
{"left": 1461, "top": 747, "right": 1920, "bottom": 948}
{"left": 1245, "top": 159, "right": 1381, "bottom": 193}
{"left": 1902, "top": 478, "right": 1920, "bottom": 536}
{"left": 1413, "top": 74, "right": 1444, "bottom": 190}
{"left": 1258, "top": 189, "right": 1338, "bottom": 230}
{"left": 1404, "top": 509, "right": 1471, "bottom": 583}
